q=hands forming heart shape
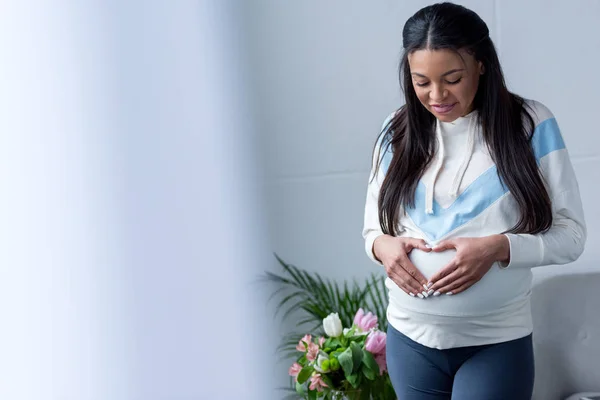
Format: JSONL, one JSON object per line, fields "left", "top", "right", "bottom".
{"left": 373, "top": 235, "right": 510, "bottom": 298}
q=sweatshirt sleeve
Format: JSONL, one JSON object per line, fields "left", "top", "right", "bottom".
{"left": 500, "top": 104, "right": 587, "bottom": 269}
{"left": 362, "top": 111, "right": 401, "bottom": 265}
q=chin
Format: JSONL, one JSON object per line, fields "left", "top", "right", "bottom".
{"left": 430, "top": 108, "right": 461, "bottom": 122}
{"left": 434, "top": 113, "right": 457, "bottom": 122}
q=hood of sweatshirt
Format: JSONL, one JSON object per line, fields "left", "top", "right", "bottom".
{"left": 425, "top": 110, "right": 478, "bottom": 214}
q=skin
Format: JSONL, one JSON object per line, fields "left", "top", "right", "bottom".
{"left": 373, "top": 236, "right": 431, "bottom": 297}
{"left": 428, "top": 235, "right": 509, "bottom": 295}
{"left": 409, "top": 48, "right": 483, "bottom": 121}
{"left": 373, "top": 48, "right": 511, "bottom": 297}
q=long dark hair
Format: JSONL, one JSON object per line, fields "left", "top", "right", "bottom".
{"left": 376, "top": 2, "right": 552, "bottom": 236}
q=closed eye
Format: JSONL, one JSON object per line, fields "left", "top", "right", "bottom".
{"left": 415, "top": 78, "right": 462, "bottom": 87}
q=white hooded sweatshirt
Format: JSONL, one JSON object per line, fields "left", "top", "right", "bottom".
{"left": 362, "top": 99, "right": 586, "bottom": 349}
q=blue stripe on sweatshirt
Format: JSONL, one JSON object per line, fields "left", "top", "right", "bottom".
{"left": 383, "top": 117, "right": 566, "bottom": 241}
{"left": 531, "top": 118, "right": 565, "bottom": 161}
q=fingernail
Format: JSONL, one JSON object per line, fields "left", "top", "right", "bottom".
{"left": 425, "top": 243, "right": 432, "bottom": 248}
{"left": 433, "top": 291, "right": 441, "bottom": 296}
{"left": 446, "top": 292, "right": 453, "bottom": 296}
{"left": 427, "top": 289, "right": 434, "bottom": 296}
{"left": 422, "top": 291, "right": 429, "bottom": 298}
{"left": 423, "top": 284, "right": 429, "bottom": 290}
{"left": 426, "top": 282, "right": 433, "bottom": 288}
{"left": 417, "top": 293, "right": 424, "bottom": 299}
{"left": 409, "top": 292, "right": 415, "bottom": 297}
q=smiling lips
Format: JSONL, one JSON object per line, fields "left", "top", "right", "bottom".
{"left": 431, "top": 103, "right": 457, "bottom": 114}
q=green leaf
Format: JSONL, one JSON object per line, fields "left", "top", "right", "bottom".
{"left": 361, "top": 350, "right": 380, "bottom": 376}
{"left": 347, "top": 372, "right": 360, "bottom": 388}
{"left": 320, "top": 374, "right": 334, "bottom": 389}
{"left": 331, "top": 348, "right": 345, "bottom": 356}
{"left": 345, "top": 389, "right": 362, "bottom": 400}
{"left": 267, "top": 254, "right": 344, "bottom": 326}
{"left": 338, "top": 347, "right": 354, "bottom": 376}
{"left": 359, "top": 385, "right": 371, "bottom": 400}
{"left": 350, "top": 342, "right": 364, "bottom": 373}
{"left": 262, "top": 254, "right": 392, "bottom": 368}
{"left": 346, "top": 326, "right": 357, "bottom": 337}
{"left": 274, "top": 290, "right": 307, "bottom": 318}
{"left": 362, "top": 273, "right": 389, "bottom": 332}
{"left": 308, "top": 389, "right": 317, "bottom": 400}
{"left": 362, "top": 365, "right": 376, "bottom": 380}
{"left": 346, "top": 334, "right": 367, "bottom": 343}
{"left": 295, "top": 381, "right": 305, "bottom": 394}
{"left": 297, "top": 366, "right": 313, "bottom": 384}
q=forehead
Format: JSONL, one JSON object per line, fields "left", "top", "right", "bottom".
{"left": 408, "top": 49, "right": 475, "bottom": 75}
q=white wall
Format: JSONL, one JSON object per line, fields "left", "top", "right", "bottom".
{"left": 243, "top": 0, "right": 600, "bottom": 396}
{"left": 244, "top": 0, "right": 499, "bottom": 279}
{"left": 0, "top": 1, "right": 278, "bottom": 399}
{"left": 246, "top": 0, "right": 600, "bottom": 296}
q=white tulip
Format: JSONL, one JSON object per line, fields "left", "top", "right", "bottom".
{"left": 323, "top": 312, "right": 343, "bottom": 337}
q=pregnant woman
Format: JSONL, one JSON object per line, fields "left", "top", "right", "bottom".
{"left": 362, "top": 3, "right": 586, "bottom": 399}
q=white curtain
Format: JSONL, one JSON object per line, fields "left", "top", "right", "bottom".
{"left": 0, "top": 1, "right": 276, "bottom": 399}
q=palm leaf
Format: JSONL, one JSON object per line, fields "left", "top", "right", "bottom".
{"left": 263, "top": 255, "right": 396, "bottom": 398}
{"left": 263, "top": 254, "right": 391, "bottom": 355}
{"left": 363, "top": 273, "right": 389, "bottom": 332}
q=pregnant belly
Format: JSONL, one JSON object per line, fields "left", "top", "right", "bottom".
{"left": 385, "top": 249, "right": 531, "bottom": 317}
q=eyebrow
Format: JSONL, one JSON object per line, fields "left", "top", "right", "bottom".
{"left": 411, "top": 68, "right": 465, "bottom": 78}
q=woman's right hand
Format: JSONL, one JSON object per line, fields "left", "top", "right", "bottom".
{"left": 373, "top": 235, "right": 431, "bottom": 297}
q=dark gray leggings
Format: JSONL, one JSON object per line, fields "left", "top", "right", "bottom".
{"left": 386, "top": 325, "right": 534, "bottom": 400}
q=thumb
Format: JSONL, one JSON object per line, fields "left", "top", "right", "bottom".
{"left": 432, "top": 240, "right": 455, "bottom": 252}
{"left": 411, "top": 238, "right": 432, "bottom": 252}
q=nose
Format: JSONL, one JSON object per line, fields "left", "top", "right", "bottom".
{"left": 430, "top": 85, "right": 448, "bottom": 102}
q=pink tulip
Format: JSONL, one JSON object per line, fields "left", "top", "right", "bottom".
{"left": 296, "top": 334, "right": 312, "bottom": 352}
{"left": 309, "top": 373, "right": 328, "bottom": 392}
{"left": 365, "top": 330, "right": 386, "bottom": 355}
{"left": 353, "top": 308, "right": 378, "bottom": 332}
{"left": 288, "top": 362, "right": 302, "bottom": 380}
{"left": 318, "top": 336, "right": 326, "bottom": 348}
{"left": 306, "top": 342, "right": 320, "bottom": 362}
{"left": 375, "top": 353, "right": 387, "bottom": 375}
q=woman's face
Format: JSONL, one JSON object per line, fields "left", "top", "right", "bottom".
{"left": 408, "top": 48, "right": 484, "bottom": 122}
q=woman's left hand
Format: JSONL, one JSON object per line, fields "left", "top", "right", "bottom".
{"left": 427, "top": 235, "right": 510, "bottom": 295}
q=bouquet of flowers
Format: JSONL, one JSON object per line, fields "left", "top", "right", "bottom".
{"left": 263, "top": 255, "right": 396, "bottom": 399}
{"left": 289, "top": 309, "right": 393, "bottom": 400}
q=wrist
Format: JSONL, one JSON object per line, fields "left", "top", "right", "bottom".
{"left": 492, "top": 234, "right": 510, "bottom": 263}
{"left": 373, "top": 234, "right": 391, "bottom": 262}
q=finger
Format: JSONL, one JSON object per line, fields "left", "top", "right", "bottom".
{"left": 428, "top": 261, "right": 458, "bottom": 286}
{"left": 432, "top": 240, "right": 455, "bottom": 252}
{"left": 408, "top": 238, "right": 432, "bottom": 252}
{"left": 397, "top": 257, "right": 428, "bottom": 287}
{"left": 435, "top": 275, "right": 473, "bottom": 295}
{"left": 385, "top": 259, "right": 425, "bottom": 297}
{"left": 393, "top": 265, "right": 427, "bottom": 296}
{"left": 387, "top": 269, "right": 423, "bottom": 297}
{"left": 444, "top": 279, "right": 477, "bottom": 295}
{"left": 429, "top": 268, "right": 463, "bottom": 292}
{"left": 396, "top": 260, "right": 432, "bottom": 298}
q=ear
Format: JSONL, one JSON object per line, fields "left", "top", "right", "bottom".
{"left": 478, "top": 61, "right": 485, "bottom": 75}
